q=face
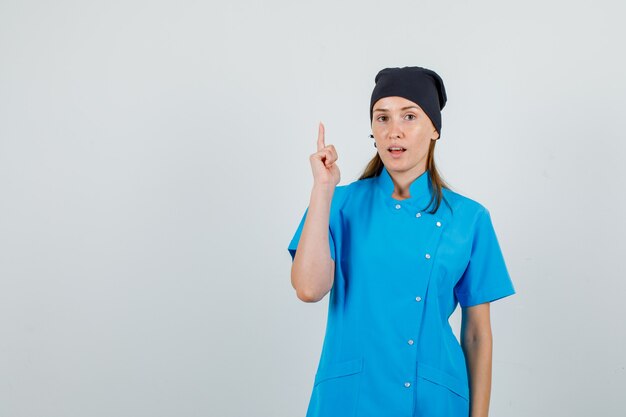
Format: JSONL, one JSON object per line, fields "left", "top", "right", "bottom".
{"left": 371, "top": 96, "right": 440, "bottom": 177}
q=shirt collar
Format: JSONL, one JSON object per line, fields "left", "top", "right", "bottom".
{"left": 375, "top": 165, "right": 434, "bottom": 210}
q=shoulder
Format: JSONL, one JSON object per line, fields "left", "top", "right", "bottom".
{"left": 441, "top": 187, "right": 491, "bottom": 226}
{"left": 331, "top": 176, "right": 376, "bottom": 207}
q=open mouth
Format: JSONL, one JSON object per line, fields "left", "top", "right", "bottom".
{"left": 388, "top": 147, "right": 407, "bottom": 155}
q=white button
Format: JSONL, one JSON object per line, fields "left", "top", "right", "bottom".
{"left": 404, "top": 382, "right": 411, "bottom": 388}
{"left": 408, "top": 339, "right": 414, "bottom": 345}
{"left": 436, "top": 221, "right": 441, "bottom": 227}
{"left": 415, "top": 212, "right": 421, "bottom": 218}
{"left": 415, "top": 296, "right": 422, "bottom": 302}
{"left": 425, "top": 253, "right": 431, "bottom": 259}
{"left": 395, "top": 204, "right": 401, "bottom": 209}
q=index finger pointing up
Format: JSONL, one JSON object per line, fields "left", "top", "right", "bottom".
{"left": 317, "top": 122, "right": 325, "bottom": 152}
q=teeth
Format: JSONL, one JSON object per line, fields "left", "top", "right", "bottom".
{"left": 389, "top": 147, "right": 405, "bottom": 151}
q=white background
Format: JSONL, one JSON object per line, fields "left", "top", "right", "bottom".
{"left": 1, "top": 1, "right": 625, "bottom": 416}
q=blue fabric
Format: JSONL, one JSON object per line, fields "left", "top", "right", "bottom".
{"left": 288, "top": 166, "right": 516, "bottom": 417}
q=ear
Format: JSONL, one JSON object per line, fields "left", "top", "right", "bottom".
{"left": 433, "top": 130, "right": 440, "bottom": 140}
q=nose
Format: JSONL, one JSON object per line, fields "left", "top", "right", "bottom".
{"left": 388, "top": 118, "right": 403, "bottom": 139}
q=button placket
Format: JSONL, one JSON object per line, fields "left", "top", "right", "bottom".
{"left": 408, "top": 214, "right": 444, "bottom": 397}
{"left": 402, "top": 208, "right": 443, "bottom": 396}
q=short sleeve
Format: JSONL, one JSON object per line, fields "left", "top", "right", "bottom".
{"left": 454, "top": 207, "right": 516, "bottom": 308}
{"left": 287, "top": 206, "right": 336, "bottom": 262}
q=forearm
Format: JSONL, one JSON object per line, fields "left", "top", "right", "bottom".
{"left": 461, "top": 330, "right": 493, "bottom": 417}
{"left": 291, "top": 184, "right": 335, "bottom": 302}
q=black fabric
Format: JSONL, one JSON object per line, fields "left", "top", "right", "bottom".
{"left": 370, "top": 66, "right": 447, "bottom": 136}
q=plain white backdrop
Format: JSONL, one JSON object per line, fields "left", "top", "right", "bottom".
{"left": 1, "top": 0, "right": 625, "bottom": 416}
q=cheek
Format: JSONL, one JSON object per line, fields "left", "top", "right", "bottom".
{"left": 412, "top": 126, "right": 434, "bottom": 143}
{"left": 372, "top": 125, "right": 385, "bottom": 135}
{"left": 408, "top": 139, "right": 432, "bottom": 155}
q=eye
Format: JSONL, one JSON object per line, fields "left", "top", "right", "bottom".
{"left": 405, "top": 114, "right": 416, "bottom": 120}
{"left": 376, "top": 115, "right": 388, "bottom": 122}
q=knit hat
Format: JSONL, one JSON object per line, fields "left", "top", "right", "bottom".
{"left": 370, "top": 66, "right": 447, "bottom": 136}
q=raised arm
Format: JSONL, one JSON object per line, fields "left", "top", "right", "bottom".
{"left": 290, "top": 122, "right": 341, "bottom": 303}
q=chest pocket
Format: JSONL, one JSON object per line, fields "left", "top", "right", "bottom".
{"left": 308, "top": 357, "right": 363, "bottom": 417}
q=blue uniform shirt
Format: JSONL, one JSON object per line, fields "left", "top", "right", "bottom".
{"left": 288, "top": 166, "right": 516, "bottom": 417}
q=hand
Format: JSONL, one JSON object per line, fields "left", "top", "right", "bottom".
{"left": 309, "top": 122, "right": 340, "bottom": 188}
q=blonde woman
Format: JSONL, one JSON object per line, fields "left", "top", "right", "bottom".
{"left": 288, "top": 66, "right": 516, "bottom": 417}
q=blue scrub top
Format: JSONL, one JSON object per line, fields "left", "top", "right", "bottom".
{"left": 288, "top": 166, "right": 516, "bottom": 417}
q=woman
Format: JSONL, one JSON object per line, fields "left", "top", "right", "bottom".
{"left": 288, "top": 66, "right": 516, "bottom": 417}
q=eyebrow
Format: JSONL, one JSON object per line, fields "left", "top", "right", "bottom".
{"left": 373, "top": 106, "right": 420, "bottom": 113}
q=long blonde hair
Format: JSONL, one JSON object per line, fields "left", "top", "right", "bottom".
{"left": 358, "top": 139, "right": 453, "bottom": 214}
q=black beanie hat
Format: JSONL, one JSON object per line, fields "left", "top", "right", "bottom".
{"left": 370, "top": 66, "right": 447, "bottom": 136}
